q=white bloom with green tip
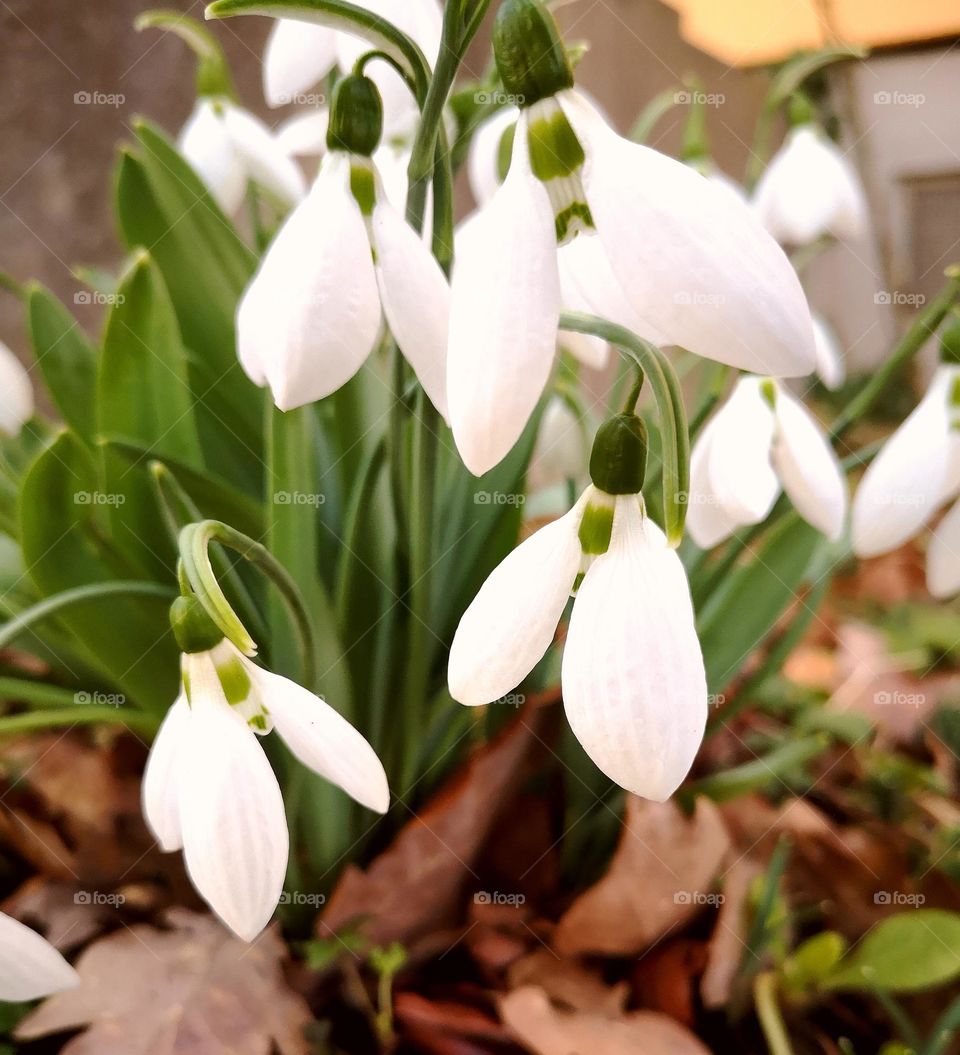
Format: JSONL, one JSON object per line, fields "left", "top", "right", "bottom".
{"left": 687, "top": 376, "right": 847, "bottom": 549}
{"left": 852, "top": 362, "right": 960, "bottom": 596}
{"left": 179, "top": 97, "right": 307, "bottom": 215}
{"left": 753, "top": 124, "right": 868, "bottom": 246}
{"left": 0, "top": 913, "right": 78, "bottom": 1002}
{"left": 143, "top": 635, "right": 389, "bottom": 942}
{"left": 0, "top": 340, "right": 33, "bottom": 436}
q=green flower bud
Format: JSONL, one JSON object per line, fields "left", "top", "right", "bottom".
{"left": 493, "top": 0, "right": 574, "bottom": 109}
{"left": 327, "top": 74, "right": 383, "bottom": 157}
{"left": 787, "top": 93, "right": 816, "bottom": 129}
{"left": 940, "top": 320, "right": 960, "bottom": 366}
{"left": 170, "top": 595, "right": 225, "bottom": 654}
{"left": 588, "top": 413, "right": 648, "bottom": 496}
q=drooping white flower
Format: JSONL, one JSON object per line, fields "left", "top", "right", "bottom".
{"left": 179, "top": 97, "right": 306, "bottom": 215}
{"left": 0, "top": 913, "right": 78, "bottom": 1002}
{"left": 852, "top": 362, "right": 960, "bottom": 595}
{"left": 753, "top": 124, "right": 868, "bottom": 246}
{"left": 686, "top": 376, "right": 847, "bottom": 549}
{"left": 262, "top": 0, "right": 442, "bottom": 138}
{"left": 143, "top": 634, "right": 389, "bottom": 942}
{"left": 467, "top": 105, "right": 519, "bottom": 206}
{"left": 450, "top": 485, "right": 707, "bottom": 800}
{"left": 812, "top": 313, "right": 845, "bottom": 390}
{"left": 0, "top": 340, "right": 34, "bottom": 436}
{"left": 238, "top": 76, "right": 449, "bottom": 416}
{"left": 448, "top": 5, "right": 816, "bottom": 476}
{"left": 527, "top": 395, "right": 589, "bottom": 494}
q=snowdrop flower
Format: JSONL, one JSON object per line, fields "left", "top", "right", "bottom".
{"left": 687, "top": 376, "right": 847, "bottom": 549}
{"left": 852, "top": 344, "right": 960, "bottom": 596}
{"left": 263, "top": 0, "right": 442, "bottom": 138}
{"left": 527, "top": 395, "right": 589, "bottom": 494}
{"left": 179, "top": 96, "right": 306, "bottom": 215}
{"left": 238, "top": 75, "right": 449, "bottom": 416}
{"left": 467, "top": 104, "right": 519, "bottom": 206}
{"left": 0, "top": 913, "right": 78, "bottom": 1002}
{"left": 0, "top": 340, "right": 33, "bottom": 436}
{"left": 143, "top": 596, "right": 389, "bottom": 942}
{"left": 812, "top": 314, "right": 845, "bottom": 390}
{"left": 450, "top": 412, "right": 707, "bottom": 800}
{"left": 448, "top": 0, "right": 816, "bottom": 476}
{"left": 753, "top": 123, "right": 868, "bottom": 246}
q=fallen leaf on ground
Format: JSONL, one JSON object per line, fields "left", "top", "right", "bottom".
{"left": 507, "top": 950, "right": 627, "bottom": 1016}
{"left": 700, "top": 858, "right": 763, "bottom": 1009}
{"left": 1, "top": 878, "right": 115, "bottom": 951}
{"left": 320, "top": 711, "right": 545, "bottom": 949}
{"left": 500, "top": 986, "right": 711, "bottom": 1055}
{"left": 554, "top": 797, "right": 730, "bottom": 957}
{"left": 16, "top": 908, "right": 310, "bottom": 1055}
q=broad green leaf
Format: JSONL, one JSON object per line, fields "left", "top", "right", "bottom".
{"left": 823, "top": 911, "right": 960, "bottom": 993}
{"left": 18, "top": 431, "right": 177, "bottom": 711}
{"left": 25, "top": 283, "right": 98, "bottom": 442}
{"left": 697, "top": 514, "right": 823, "bottom": 692}
{"left": 782, "top": 931, "right": 847, "bottom": 995}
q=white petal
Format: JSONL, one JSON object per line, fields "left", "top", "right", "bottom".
{"left": 685, "top": 415, "right": 743, "bottom": 549}
{"left": 263, "top": 19, "right": 338, "bottom": 108}
{"left": 0, "top": 912, "right": 78, "bottom": 1002}
{"left": 249, "top": 665, "right": 389, "bottom": 814}
{"left": 179, "top": 100, "right": 246, "bottom": 215}
{"left": 467, "top": 106, "right": 518, "bottom": 206}
{"left": 852, "top": 367, "right": 957, "bottom": 557}
{"left": 707, "top": 377, "right": 780, "bottom": 524}
{"left": 928, "top": 500, "right": 960, "bottom": 598}
{"left": 141, "top": 694, "right": 190, "bottom": 852}
{"left": 177, "top": 655, "right": 288, "bottom": 942}
{"left": 754, "top": 126, "right": 868, "bottom": 245}
{"left": 705, "top": 167, "right": 749, "bottom": 209}
{"left": 448, "top": 115, "right": 560, "bottom": 475}
{"left": 562, "top": 497, "right": 707, "bottom": 800}
{"left": 276, "top": 109, "right": 329, "bottom": 158}
{"left": 771, "top": 386, "right": 847, "bottom": 539}
{"left": 222, "top": 103, "right": 307, "bottom": 205}
{"left": 371, "top": 192, "right": 450, "bottom": 420}
{"left": 237, "top": 153, "right": 382, "bottom": 409}
{"left": 812, "top": 314, "right": 845, "bottom": 390}
{"left": 561, "top": 90, "right": 816, "bottom": 378}
{"left": 449, "top": 497, "right": 585, "bottom": 706}
{"left": 0, "top": 340, "right": 34, "bottom": 436}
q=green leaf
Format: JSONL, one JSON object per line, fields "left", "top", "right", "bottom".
{"left": 17, "top": 431, "right": 177, "bottom": 712}
{"left": 823, "top": 911, "right": 960, "bottom": 993}
{"left": 697, "top": 514, "right": 823, "bottom": 693}
{"left": 25, "top": 283, "right": 98, "bottom": 442}
{"left": 767, "top": 45, "right": 867, "bottom": 111}
{"left": 782, "top": 931, "right": 848, "bottom": 994}
{"left": 99, "top": 251, "right": 200, "bottom": 463}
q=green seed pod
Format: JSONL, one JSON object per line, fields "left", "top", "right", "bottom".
{"left": 492, "top": 0, "right": 574, "bottom": 109}
{"left": 170, "top": 595, "right": 225, "bottom": 655}
{"left": 940, "top": 319, "right": 960, "bottom": 366}
{"left": 326, "top": 74, "right": 384, "bottom": 157}
{"left": 589, "top": 413, "right": 648, "bottom": 496}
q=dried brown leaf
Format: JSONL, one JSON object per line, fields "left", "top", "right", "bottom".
{"left": 507, "top": 950, "right": 628, "bottom": 1016}
{"left": 700, "top": 858, "right": 763, "bottom": 1009}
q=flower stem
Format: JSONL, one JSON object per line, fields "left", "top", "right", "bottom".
{"left": 754, "top": 972, "right": 796, "bottom": 1055}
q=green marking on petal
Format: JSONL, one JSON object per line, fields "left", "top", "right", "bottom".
{"left": 216, "top": 655, "right": 252, "bottom": 705}
{"left": 527, "top": 109, "right": 585, "bottom": 181}
{"left": 578, "top": 493, "right": 615, "bottom": 556}
{"left": 350, "top": 163, "right": 376, "bottom": 216}
{"left": 761, "top": 378, "right": 778, "bottom": 409}
{"left": 249, "top": 712, "right": 268, "bottom": 732}
{"left": 556, "top": 201, "right": 594, "bottom": 243}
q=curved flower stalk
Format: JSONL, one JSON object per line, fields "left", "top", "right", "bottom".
{"left": 450, "top": 411, "right": 707, "bottom": 800}
{"left": 238, "top": 74, "right": 449, "bottom": 415}
{"left": 0, "top": 913, "right": 78, "bottom": 1001}
{"left": 0, "top": 339, "right": 33, "bottom": 436}
{"left": 852, "top": 338, "right": 960, "bottom": 596}
{"left": 753, "top": 123, "right": 868, "bottom": 246}
{"left": 448, "top": 0, "right": 816, "bottom": 476}
{"left": 812, "top": 313, "right": 845, "bottom": 390}
{"left": 687, "top": 376, "right": 847, "bottom": 549}
{"left": 263, "top": 0, "right": 442, "bottom": 137}
{"left": 144, "top": 595, "right": 389, "bottom": 941}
